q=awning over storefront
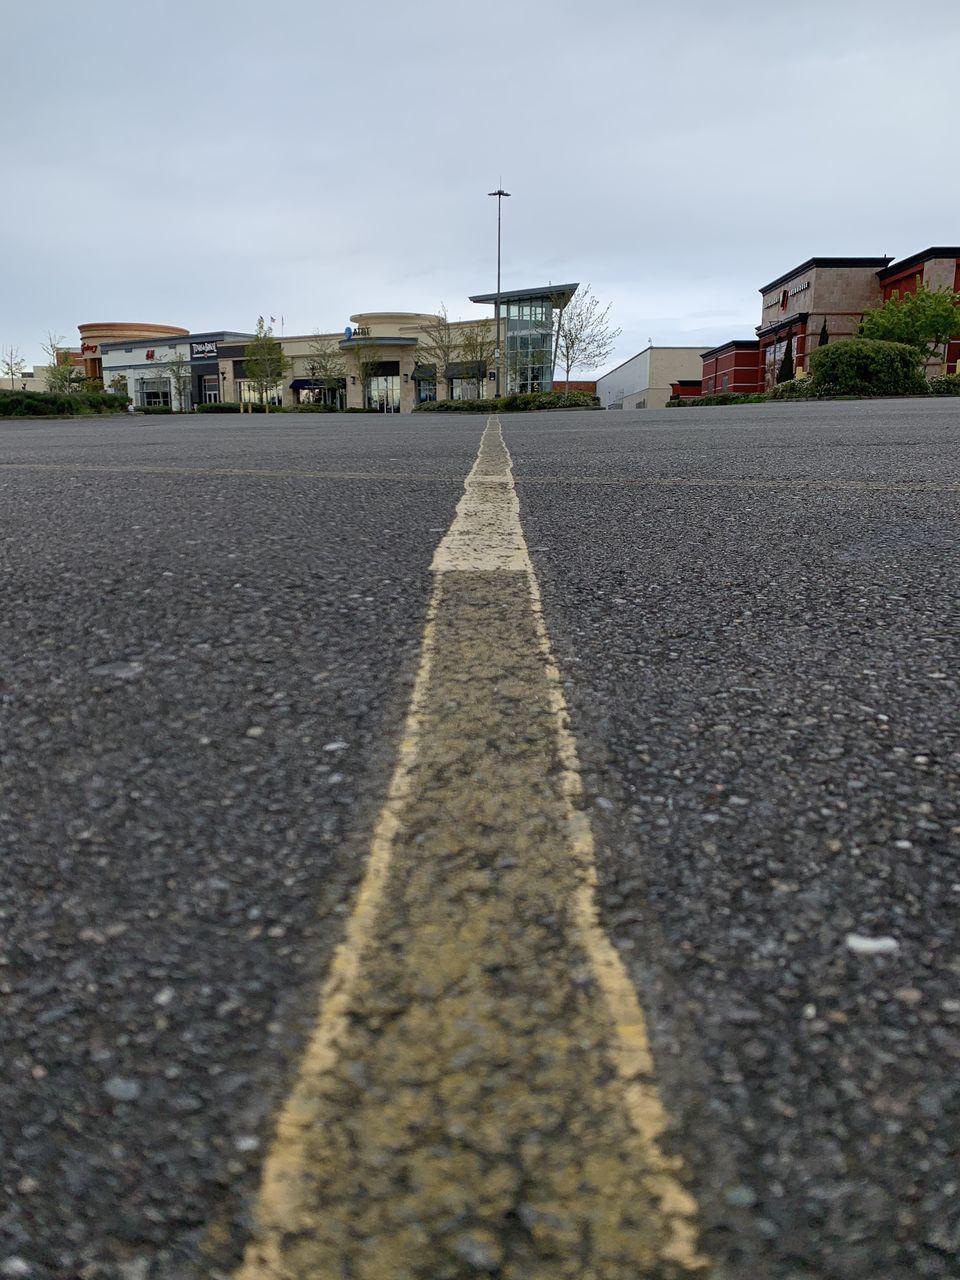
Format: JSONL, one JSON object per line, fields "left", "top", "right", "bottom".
{"left": 290, "top": 377, "right": 346, "bottom": 389}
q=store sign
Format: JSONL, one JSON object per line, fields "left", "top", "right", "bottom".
{"left": 790, "top": 281, "right": 810, "bottom": 297}
{"left": 191, "top": 341, "right": 218, "bottom": 358}
{"left": 145, "top": 349, "right": 155, "bottom": 360}
{"left": 81, "top": 342, "right": 99, "bottom": 355}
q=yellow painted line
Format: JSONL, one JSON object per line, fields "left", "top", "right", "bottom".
{"left": 228, "top": 416, "right": 706, "bottom": 1277}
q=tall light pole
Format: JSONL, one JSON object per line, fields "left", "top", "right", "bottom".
{"left": 488, "top": 187, "right": 510, "bottom": 396}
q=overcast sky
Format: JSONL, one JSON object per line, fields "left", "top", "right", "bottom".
{"left": 3, "top": 0, "right": 958, "bottom": 374}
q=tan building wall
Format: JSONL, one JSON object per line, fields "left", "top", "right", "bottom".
{"left": 645, "top": 348, "right": 706, "bottom": 408}
{"left": 600, "top": 347, "right": 705, "bottom": 410}
{"left": 923, "top": 258, "right": 958, "bottom": 292}
{"left": 257, "top": 313, "right": 500, "bottom": 411}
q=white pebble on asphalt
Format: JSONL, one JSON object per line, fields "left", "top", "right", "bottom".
{"left": 845, "top": 933, "right": 900, "bottom": 956}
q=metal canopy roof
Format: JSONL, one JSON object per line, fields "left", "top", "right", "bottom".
{"left": 469, "top": 283, "right": 578, "bottom": 306}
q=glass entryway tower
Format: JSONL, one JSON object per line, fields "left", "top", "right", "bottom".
{"left": 468, "top": 283, "right": 579, "bottom": 396}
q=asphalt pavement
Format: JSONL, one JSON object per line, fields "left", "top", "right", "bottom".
{"left": 511, "top": 399, "right": 960, "bottom": 1280}
{"left": 1, "top": 402, "right": 958, "bottom": 1279}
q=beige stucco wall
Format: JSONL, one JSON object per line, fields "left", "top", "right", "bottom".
{"left": 922, "top": 258, "right": 958, "bottom": 292}
{"left": 760, "top": 264, "right": 883, "bottom": 328}
{"left": 223, "top": 312, "right": 503, "bottom": 411}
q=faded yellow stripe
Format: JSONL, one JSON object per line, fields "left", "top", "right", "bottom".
{"left": 232, "top": 417, "right": 707, "bottom": 1278}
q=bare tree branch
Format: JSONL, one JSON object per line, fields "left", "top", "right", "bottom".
{"left": 552, "top": 285, "right": 621, "bottom": 390}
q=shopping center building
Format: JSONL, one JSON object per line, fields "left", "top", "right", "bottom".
{"left": 83, "top": 283, "right": 578, "bottom": 412}
{"left": 692, "top": 245, "right": 960, "bottom": 398}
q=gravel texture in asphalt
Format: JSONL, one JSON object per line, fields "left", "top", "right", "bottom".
{"left": 0, "top": 415, "right": 476, "bottom": 1279}
{"left": 1, "top": 402, "right": 958, "bottom": 1280}
{"left": 508, "top": 399, "right": 960, "bottom": 1280}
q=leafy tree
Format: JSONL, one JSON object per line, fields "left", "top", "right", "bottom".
{"left": 777, "top": 333, "right": 794, "bottom": 383}
{"left": 552, "top": 285, "right": 621, "bottom": 390}
{"left": 2, "top": 345, "right": 26, "bottom": 390}
{"left": 457, "top": 319, "right": 497, "bottom": 398}
{"left": 818, "top": 319, "right": 829, "bottom": 347}
{"left": 109, "top": 373, "right": 129, "bottom": 397}
{"left": 861, "top": 284, "right": 960, "bottom": 366}
{"left": 243, "top": 316, "right": 289, "bottom": 412}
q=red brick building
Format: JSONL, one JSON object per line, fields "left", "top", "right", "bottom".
{"left": 700, "top": 340, "right": 760, "bottom": 395}
{"left": 692, "top": 245, "right": 960, "bottom": 396}
{"left": 877, "top": 247, "right": 960, "bottom": 374}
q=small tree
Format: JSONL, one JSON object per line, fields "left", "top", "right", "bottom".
{"left": 109, "top": 373, "right": 129, "bottom": 397}
{"left": 777, "top": 333, "right": 794, "bottom": 383}
{"left": 2, "top": 345, "right": 26, "bottom": 390}
{"left": 418, "top": 305, "right": 459, "bottom": 387}
{"left": 347, "top": 340, "right": 386, "bottom": 407}
{"left": 457, "top": 319, "right": 497, "bottom": 399}
{"left": 243, "top": 317, "right": 289, "bottom": 411}
{"left": 155, "top": 350, "right": 192, "bottom": 411}
{"left": 43, "top": 333, "right": 85, "bottom": 394}
{"left": 305, "top": 333, "right": 346, "bottom": 404}
{"left": 861, "top": 284, "right": 960, "bottom": 368}
{"left": 552, "top": 285, "right": 621, "bottom": 390}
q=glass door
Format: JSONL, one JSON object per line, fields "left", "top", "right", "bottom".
{"left": 367, "top": 375, "right": 400, "bottom": 412}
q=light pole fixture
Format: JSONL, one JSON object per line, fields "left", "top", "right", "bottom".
{"left": 488, "top": 187, "right": 510, "bottom": 396}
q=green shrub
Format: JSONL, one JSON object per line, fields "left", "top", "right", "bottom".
{"left": 671, "top": 391, "right": 768, "bottom": 407}
{"left": 808, "top": 339, "right": 927, "bottom": 397}
{"left": 294, "top": 401, "right": 338, "bottom": 412}
{"left": 195, "top": 402, "right": 303, "bottom": 413}
{"left": 0, "top": 388, "right": 130, "bottom": 417}
{"left": 134, "top": 405, "right": 174, "bottom": 415}
{"left": 414, "top": 389, "right": 601, "bottom": 413}
{"left": 414, "top": 397, "right": 487, "bottom": 413}
{"left": 768, "top": 377, "right": 814, "bottom": 400}
{"left": 929, "top": 374, "right": 960, "bottom": 396}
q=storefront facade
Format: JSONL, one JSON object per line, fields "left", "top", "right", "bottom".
{"left": 755, "top": 257, "right": 891, "bottom": 387}
{"left": 101, "top": 330, "right": 252, "bottom": 408}
{"left": 77, "top": 322, "right": 189, "bottom": 384}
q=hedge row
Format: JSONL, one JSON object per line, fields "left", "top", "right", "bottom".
{"left": 415, "top": 390, "right": 600, "bottom": 413}
{"left": 195, "top": 401, "right": 345, "bottom": 414}
{"left": 0, "top": 388, "right": 130, "bottom": 417}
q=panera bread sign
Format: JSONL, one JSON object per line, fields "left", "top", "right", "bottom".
{"left": 191, "top": 341, "right": 218, "bottom": 359}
